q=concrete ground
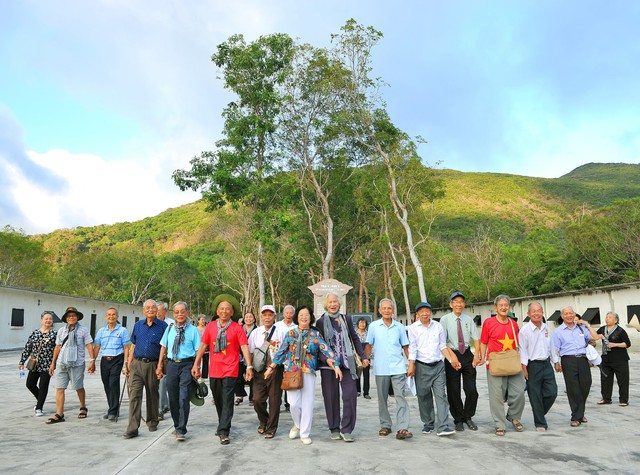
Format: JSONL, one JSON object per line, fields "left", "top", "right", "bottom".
{"left": 1, "top": 350, "right": 639, "bottom": 475}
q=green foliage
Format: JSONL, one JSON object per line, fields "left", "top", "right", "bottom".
{"left": 0, "top": 226, "right": 48, "bottom": 288}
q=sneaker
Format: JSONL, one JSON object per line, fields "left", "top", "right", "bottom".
{"left": 437, "top": 427, "right": 456, "bottom": 437}
{"left": 422, "top": 425, "right": 433, "bottom": 434}
{"left": 301, "top": 437, "right": 313, "bottom": 445}
{"left": 289, "top": 427, "right": 300, "bottom": 439}
{"left": 340, "top": 432, "right": 354, "bottom": 442}
{"left": 330, "top": 432, "right": 341, "bottom": 440}
{"left": 102, "top": 414, "right": 110, "bottom": 420}
{"left": 35, "top": 409, "right": 44, "bottom": 417}
{"left": 176, "top": 433, "right": 186, "bottom": 441}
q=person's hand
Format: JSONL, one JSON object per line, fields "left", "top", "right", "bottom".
{"left": 18, "top": 364, "right": 23, "bottom": 371}
{"left": 333, "top": 366, "right": 343, "bottom": 381}
{"left": 450, "top": 356, "right": 461, "bottom": 371}
{"left": 49, "top": 363, "right": 55, "bottom": 376}
{"left": 88, "top": 361, "right": 96, "bottom": 374}
{"left": 246, "top": 367, "right": 254, "bottom": 382}
{"left": 406, "top": 361, "right": 415, "bottom": 378}
{"left": 191, "top": 365, "right": 201, "bottom": 379}
{"left": 554, "top": 362, "right": 562, "bottom": 373}
{"left": 522, "top": 365, "right": 528, "bottom": 380}
{"left": 362, "top": 358, "right": 370, "bottom": 368}
{"left": 156, "top": 366, "right": 163, "bottom": 380}
{"left": 264, "top": 367, "right": 273, "bottom": 379}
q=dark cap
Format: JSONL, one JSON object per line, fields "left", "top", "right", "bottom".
{"left": 414, "top": 302, "right": 432, "bottom": 312}
{"left": 61, "top": 307, "right": 84, "bottom": 322}
{"left": 450, "top": 291, "right": 466, "bottom": 301}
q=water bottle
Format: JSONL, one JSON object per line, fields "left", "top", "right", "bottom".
{"left": 19, "top": 370, "right": 25, "bottom": 378}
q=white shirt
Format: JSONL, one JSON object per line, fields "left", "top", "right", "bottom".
{"left": 408, "top": 320, "right": 448, "bottom": 364}
{"left": 247, "top": 325, "right": 287, "bottom": 360}
{"left": 519, "top": 321, "right": 558, "bottom": 365}
{"left": 274, "top": 320, "right": 297, "bottom": 333}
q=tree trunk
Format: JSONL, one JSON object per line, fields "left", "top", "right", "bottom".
{"left": 257, "top": 242, "right": 266, "bottom": 309}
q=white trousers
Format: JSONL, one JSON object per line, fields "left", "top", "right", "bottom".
{"left": 288, "top": 372, "right": 316, "bottom": 438}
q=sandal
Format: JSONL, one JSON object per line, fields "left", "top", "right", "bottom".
{"left": 395, "top": 429, "right": 413, "bottom": 440}
{"left": 264, "top": 432, "right": 275, "bottom": 439}
{"left": 378, "top": 427, "right": 391, "bottom": 436}
{"left": 597, "top": 399, "right": 611, "bottom": 405}
{"left": 619, "top": 402, "right": 629, "bottom": 407}
{"left": 570, "top": 420, "right": 581, "bottom": 427}
{"left": 234, "top": 398, "right": 243, "bottom": 406}
{"left": 219, "top": 434, "right": 230, "bottom": 445}
{"left": 495, "top": 428, "right": 506, "bottom": 436}
{"left": 78, "top": 407, "right": 88, "bottom": 419}
{"left": 46, "top": 413, "right": 65, "bottom": 424}
{"left": 257, "top": 426, "right": 265, "bottom": 434}
{"left": 511, "top": 420, "right": 524, "bottom": 432}
{"left": 580, "top": 417, "right": 588, "bottom": 423}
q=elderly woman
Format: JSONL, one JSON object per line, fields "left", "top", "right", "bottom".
{"left": 264, "top": 305, "right": 342, "bottom": 445}
{"left": 580, "top": 311, "right": 631, "bottom": 406}
{"left": 315, "top": 294, "right": 369, "bottom": 442}
{"left": 19, "top": 311, "right": 57, "bottom": 416}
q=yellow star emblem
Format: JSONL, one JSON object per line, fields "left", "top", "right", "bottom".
{"left": 497, "top": 332, "right": 515, "bottom": 351}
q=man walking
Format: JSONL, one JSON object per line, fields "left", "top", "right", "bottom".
{"left": 156, "top": 301, "right": 174, "bottom": 418}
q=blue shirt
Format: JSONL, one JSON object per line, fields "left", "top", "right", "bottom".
{"left": 130, "top": 318, "right": 168, "bottom": 360}
{"left": 552, "top": 323, "right": 590, "bottom": 357}
{"left": 94, "top": 323, "right": 130, "bottom": 357}
{"left": 160, "top": 323, "right": 201, "bottom": 359}
{"left": 366, "top": 319, "right": 409, "bottom": 376}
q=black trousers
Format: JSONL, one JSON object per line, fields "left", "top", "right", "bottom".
{"left": 560, "top": 355, "right": 591, "bottom": 421}
{"left": 600, "top": 358, "right": 629, "bottom": 404}
{"left": 210, "top": 376, "right": 237, "bottom": 436}
{"left": 445, "top": 349, "right": 478, "bottom": 423}
{"left": 166, "top": 360, "right": 193, "bottom": 435}
{"left": 26, "top": 370, "right": 51, "bottom": 411}
{"left": 355, "top": 366, "right": 370, "bottom": 396}
{"left": 526, "top": 359, "right": 557, "bottom": 429}
{"left": 234, "top": 362, "right": 253, "bottom": 401}
{"left": 100, "top": 354, "right": 125, "bottom": 416}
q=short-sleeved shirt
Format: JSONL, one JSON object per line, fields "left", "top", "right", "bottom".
{"left": 439, "top": 312, "right": 480, "bottom": 349}
{"left": 160, "top": 323, "right": 201, "bottom": 359}
{"left": 518, "top": 322, "right": 557, "bottom": 365}
{"left": 366, "top": 319, "right": 408, "bottom": 376}
{"left": 480, "top": 317, "right": 519, "bottom": 367}
{"left": 552, "top": 323, "right": 590, "bottom": 357}
{"left": 408, "top": 320, "right": 448, "bottom": 363}
{"left": 130, "top": 318, "right": 168, "bottom": 360}
{"left": 201, "top": 321, "right": 248, "bottom": 378}
{"left": 248, "top": 325, "right": 287, "bottom": 361}
{"left": 56, "top": 324, "right": 93, "bottom": 365}
{"left": 94, "top": 324, "right": 130, "bottom": 357}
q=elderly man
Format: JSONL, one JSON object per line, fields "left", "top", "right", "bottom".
{"left": 407, "top": 302, "right": 458, "bottom": 436}
{"left": 552, "top": 306, "right": 592, "bottom": 427}
{"left": 46, "top": 307, "right": 95, "bottom": 424}
{"left": 248, "top": 305, "right": 287, "bottom": 438}
{"left": 156, "top": 301, "right": 174, "bottom": 418}
{"left": 519, "top": 302, "right": 558, "bottom": 432}
{"left": 156, "top": 301, "right": 200, "bottom": 441}
{"left": 93, "top": 307, "right": 130, "bottom": 421}
{"left": 366, "top": 298, "right": 411, "bottom": 440}
{"left": 480, "top": 295, "right": 526, "bottom": 436}
{"left": 439, "top": 291, "right": 481, "bottom": 431}
{"left": 123, "top": 299, "right": 168, "bottom": 439}
{"left": 275, "top": 304, "right": 297, "bottom": 411}
{"left": 192, "top": 297, "right": 253, "bottom": 445}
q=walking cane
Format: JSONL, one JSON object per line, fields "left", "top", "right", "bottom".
{"left": 115, "top": 376, "right": 127, "bottom": 423}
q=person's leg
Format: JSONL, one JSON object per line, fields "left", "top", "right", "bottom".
{"left": 265, "top": 367, "right": 284, "bottom": 434}
{"left": 159, "top": 375, "right": 170, "bottom": 413}
{"left": 252, "top": 371, "right": 269, "bottom": 430}
{"left": 460, "top": 351, "right": 479, "bottom": 421}
{"left": 375, "top": 375, "right": 392, "bottom": 429}
{"left": 210, "top": 378, "right": 224, "bottom": 419}
{"left": 356, "top": 376, "right": 362, "bottom": 394}
{"left": 432, "top": 362, "right": 451, "bottom": 432}
{"left": 126, "top": 360, "right": 144, "bottom": 434}
{"left": 166, "top": 361, "right": 181, "bottom": 430}
{"left": 526, "top": 362, "right": 547, "bottom": 428}
{"left": 415, "top": 363, "right": 435, "bottom": 428}
{"left": 109, "top": 357, "right": 124, "bottom": 416}
{"left": 72, "top": 365, "right": 87, "bottom": 411}
{"left": 298, "top": 373, "right": 316, "bottom": 439}
{"left": 363, "top": 366, "right": 370, "bottom": 396}
{"left": 541, "top": 362, "right": 558, "bottom": 417}
{"left": 505, "top": 372, "right": 526, "bottom": 424}
{"left": 339, "top": 370, "right": 359, "bottom": 434}
{"left": 143, "top": 361, "right": 160, "bottom": 430}
{"left": 177, "top": 362, "right": 192, "bottom": 434}
{"left": 234, "top": 362, "right": 247, "bottom": 399}
{"left": 288, "top": 388, "right": 303, "bottom": 432}
{"left": 486, "top": 371, "right": 508, "bottom": 430}
{"left": 390, "top": 374, "right": 410, "bottom": 431}
{"left": 36, "top": 371, "right": 52, "bottom": 411}
{"left": 576, "top": 358, "right": 591, "bottom": 420}
{"left": 100, "top": 358, "right": 111, "bottom": 412}
{"left": 617, "top": 361, "right": 630, "bottom": 404}
{"left": 320, "top": 368, "right": 341, "bottom": 434}
{"left": 26, "top": 370, "right": 40, "bottom": 400}
{"left": 217, "top": 377, "right": 237, "bottom": 436}
{"left": 600, "top": 361, "right": 614, "bottom": 402}
{"left": 560, "top": 356, "right": 581, "bottom": 421}
{"left": 444, "top": 358, "right": 464, "bottom": 424}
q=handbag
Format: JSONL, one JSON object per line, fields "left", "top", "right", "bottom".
{"left": 488, "top": 319, "right": 522, "bottom": 377}
{"left": 26, "top": 339, "right": 44, "bottom": 372}
{"left": 280, "top": 331, "right": 310, "bottom": 391}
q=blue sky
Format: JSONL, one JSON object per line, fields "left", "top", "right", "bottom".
{"left": 1, "top": 0, "right": 638, "bottom": 233}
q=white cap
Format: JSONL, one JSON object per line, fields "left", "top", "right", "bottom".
{"left": 260, "top": 305, "right": 276, "bottom": 314}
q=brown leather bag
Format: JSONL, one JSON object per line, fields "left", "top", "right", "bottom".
{"left": 281, "top": 370, "right": 303, "bottom": 390}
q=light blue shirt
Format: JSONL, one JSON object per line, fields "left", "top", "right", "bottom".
{"left": 160, "top": 323, "right": 201, "bottom": 359}
{"left": 94, "top": 323, "right": 130, "bottom": 357}
{"left": 366, "top": 319, "right": 408, "bottom": 376}
{"left": 439, "top": 312, "right": 480, "bottom": 349}
{"left": 552, "top": 323, "right": 590, "bottom": 357}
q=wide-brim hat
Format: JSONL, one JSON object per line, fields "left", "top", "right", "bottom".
{"left": 189, "top": 378, "right": 209, "bottom": 406}
{"left": 62, "top": 307, "right": 84, "bottom": 322}
{"left": 212, "top": 294, "right": 241, "bottom": 322}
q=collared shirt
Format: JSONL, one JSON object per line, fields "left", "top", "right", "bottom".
{"left": 408, "top": 319, "right": 448, "bottom": 364}
{"left": 274, "top": 320, "right": 297, "bottom": 332}
{"left": 366, "top": 319, "right": 408, "bottom": 376}
{"left": 518, "top": 322, "right": 558, "bottom": 365}
{"left": 247, "top": 325, "right": 287, "bottom": 360}
{"left": 56, "top": 324, "right": 93, "bottom": 365}
{"left": 130, "top": 318, "right": 168, "bottom": 360}
{"left": 94, "top": 323, "right": 130, "bottom": 357}
{"left": 439, "top": 312, "right": 480, "bottom": 350}
{"left": 201, "top": 320, "right": 248, "bottom": 378}
{"left": 158, "top": 316, "right": 175, "bottom": 326}
{"left": 160, "top": 323, "right": 201, "bottom": 359}
{"left": 552, "top": 323, "right": 590, "bottom": 357}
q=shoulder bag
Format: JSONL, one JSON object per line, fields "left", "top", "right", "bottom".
{"left": 26, "top": 339, "right": 44, "bottom": 372}
{"left": 252, "top": 326, "right": 276, "bottom": 373}
{"left": 281, "top": 332, "right": 310, "bottom": 391}
{"left": 488, "top": 319, "right": 522, "bottom": 377}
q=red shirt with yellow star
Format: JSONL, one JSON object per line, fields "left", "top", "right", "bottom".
{"left": 201, "top": 320, "right": 248, "bottom": 378}
{"left": 480, "top": 317, "right": 520, "bottom": 367}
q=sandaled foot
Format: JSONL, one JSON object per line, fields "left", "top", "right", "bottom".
{"left": 234, "top": 398, "right": 243, "bottom": 406}
{"left": 619, "top": 402, "right": 629, "bottom": 407}
{"left": 264, "top": 432, "right": 275, "bottom": 439}
{"left": 570, "top": 420, "right": 581, "bottom": 427}
{"left": 395, "top": 429, "right": 413, "bottom": 440}
{"left": 78, "top": 407, "right": 88, "bottom": 419}
{"left": 46, "top": 413, "right": 65, "bottom": 424}
{"left": 257, "top": 426, "right": 264, "bottom": 434}
{"left": 219, "top": 434, "right": 230, "bottom": 445}
{"left": 511, "top": 420, "right": 524, "bottom": 432}
{"left": 378, "top": 427, "right": 391, "bottom": 436}
{"left": 580, "top": 417, "right": 588, "bottom": 423}
{"left": 597, "top": 399, "right": 611, "bottom": 405}
{"left": 495, "top": 428, "right": 506, "bottom": 436}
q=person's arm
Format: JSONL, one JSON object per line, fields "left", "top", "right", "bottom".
{"left": 49, "top": 345, "right": 61, "bottom": 376}
{"left": 191, "top": 342, "right": 208, "bottom": 378}
{"left": 479, "top": 342, "right": 487, "bottom": 366}
{"left": 125, "top": 343, "right": 135, "bottom": 377}
{"left": 156, "top": 346, "right": 167, "bottom": 379}
{"left": 240, "top": 344, "right": 253, "bottom": 381}
{"left": 577, "top": 320, "right": 602, "bottom": 340}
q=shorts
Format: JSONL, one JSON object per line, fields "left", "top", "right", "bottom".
{"left": 56, "top": 364, "right": 85, "bottom": 390}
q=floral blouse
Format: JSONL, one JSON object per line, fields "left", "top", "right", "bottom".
{"left": 20, "top": 329, "right": 57, "bottom": 373}
{"left": 272, "top": 327, "right": 334, "bottom": 374}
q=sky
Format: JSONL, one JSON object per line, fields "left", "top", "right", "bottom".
{"left": 1, "top": 0, "right": 639, "bottom": 234}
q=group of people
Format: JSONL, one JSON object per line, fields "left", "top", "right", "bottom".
{"left": 18, "top": 291, "right": 631, "bottom": 444}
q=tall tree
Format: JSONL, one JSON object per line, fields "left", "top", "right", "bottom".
{"left": 173, "top": 33, "right": 295, "bottom": 308}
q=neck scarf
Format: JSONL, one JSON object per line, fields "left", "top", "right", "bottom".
{"left": 602, "top": 324, "right": 618, "bottom": 356}
{"left": 60, "top": 324, "right": 78, "bottom": 365}
{"left": 214, "top": 319, "right": 232, "bottom": 353}
{"left": 322, "top": 312, "right": 357, "bottom": 380}
{"left": 172, "top": 321, "right": 189, "bottom": 357}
